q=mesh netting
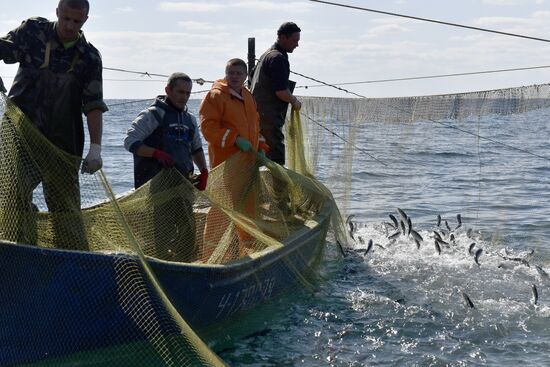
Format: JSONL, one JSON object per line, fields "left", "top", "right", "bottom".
{"left": 0, "top": 92, "right": 341, "bottom": 365}
{"left": 297, "top": 83, "right": 550, "bottom": 216}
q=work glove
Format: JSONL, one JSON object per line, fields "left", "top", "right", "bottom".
{"left": 81, "top": 143, "right": 102, "bottom": 174}
{"left": 290, "top": 97, "right": 301, "bottom": 111}
{"left": 235, "top": 136, "right": 252, "bottom": 152}
{"left": 195, "top": 168, "right": 208, "bottom": 191}
{"left": 0, "top": 76, "right": 6, "bottom": 93}
{"left": 257, "top": 150, "right": 268, "bottom": 166}
{"left": 152, "top": 149, "right": 175, "bottom": 167}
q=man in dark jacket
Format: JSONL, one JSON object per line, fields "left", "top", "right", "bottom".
{"left": 250, "top": 22, "right": 302, "bottom": 165}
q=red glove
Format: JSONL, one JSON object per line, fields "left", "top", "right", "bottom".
{"left": 152, "top": 149, "right": 174, "bottom": 167}
{"left": 195, "top": 169, "right": 208, "bottom": 191}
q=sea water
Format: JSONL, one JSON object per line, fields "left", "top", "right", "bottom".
{"left": 101, "top": 99, "right": 549, "bottom": 366}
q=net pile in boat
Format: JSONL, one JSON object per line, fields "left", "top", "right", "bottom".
{"left": 0, "top": 92, "right": 341, "bottom": 366}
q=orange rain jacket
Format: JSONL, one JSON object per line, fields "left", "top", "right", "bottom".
{"left": 199, "top": 79, "right": 269, "bottom": 168}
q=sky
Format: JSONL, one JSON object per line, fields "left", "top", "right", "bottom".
{"left": 1, "top": 0, "right": 550, "bottom": 99}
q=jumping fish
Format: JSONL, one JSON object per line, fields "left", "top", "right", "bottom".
{"left": 336, "top": 240, "right": 346, "bottom": 257}
{"left": 531, "top": 284, "right": 539, "bottom": 305}
{"left": 400, "top": 220, "right": 406, "bottom": 234}
{"left": 433, "top": 231, "right": 443, "bottom": 241}
{"left": 444, "top": 220, "right": 451, "bottom": 232}
{"left": 411, "top": 229, "right": 423, "bottom": 243}
{"left": 466, "top": 228, "right": 473, "bottom": 238}
{"left": 434, "top": 240, "right": 442, "bottom": 255}
{"left": 414, "top": 239, "right": 421, "bottom": 249}
{"left": 407, "top": 217, "right": 412, "bottom": 236}
{"left": 455, "top": 214, "right": 462, "bottom": 230}
{"left": 397, "top": 207, "right": 408, "bottom": 220}
{"left": 468, "top": 242, "right": 476, "bottom": 255}
{"left": 346, "top": 215, "right": 356, "bottom": 240}
{"left": 436, "top": 237, "right": 449, "bottom": 246}
{"left": 389, "top": 214, "right": 399, "bottom": 228}
{"left": 358, "top": 236, "right": 365, "bottom": 245}
{"left": 450, "top": 233, "right": 455, "bottom": 242}
{"left": 436, "top": 214, "right": 442, "bottom": 227}
{"left": 364, "top": 239, "right": 373, "bottom": 255}
{"left": 388, "top": 231, "right": 400, "bottom": 240}
{"left": 462, "top": 291, "right": 475, "bottom": 309}
{"left": 534, "top": 265, "right": 549, "bottom": 278}
{"left": 375, "top": 243, "right": 386, "bottom": 250}
{"left": 474, "top": 248, "right": 483, "bottom": 266}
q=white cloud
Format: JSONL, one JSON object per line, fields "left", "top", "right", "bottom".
{"left": 158, "top": 1, "right": 312, "bottom": 13}
{"left": 177, "top": 21, "right": 227, "bottom": 31}
{"left": 158, "top": 2, "right": 226, "bottom": 12}
{"left": 233, "top": 1, "right": 313, "bottom": 12}
{"left": 482, "top": 0, "right": 523, "bottom": 5}
{"left": 360, "top": 23, "right": 409, "bottom": 39}
{"left": 115, "top": 7, "right": 134, "bottom": 13}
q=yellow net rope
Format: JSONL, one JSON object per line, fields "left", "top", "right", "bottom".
{"left": 0, "top": 92, "right": 342, "bottom": 366}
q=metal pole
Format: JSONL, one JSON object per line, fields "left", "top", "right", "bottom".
{"left": 247, "top": 37, "right": 255, "bottom": 88}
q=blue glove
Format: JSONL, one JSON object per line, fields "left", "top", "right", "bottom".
{"left": 235, "top": 137, "right": 252, "bottom": 152}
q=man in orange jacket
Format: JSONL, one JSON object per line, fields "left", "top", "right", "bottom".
{"left": 200, "top": 58, "right": 269, "bottom": 261}
{"left": 200, "top": 58, "right": 269, "bottom": 168}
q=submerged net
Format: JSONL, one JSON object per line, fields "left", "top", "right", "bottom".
{"left": 0, "top": 91, "right": 340, "bottom": 365}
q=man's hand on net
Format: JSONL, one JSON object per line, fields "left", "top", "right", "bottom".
{"left": 195, "top": 169, "right": 208, "bottom": 191}
{"left": 291, "top": 96, "right": 301, "bottom": 111}
{"left": 235, "top": 137, "right": 252, "bottom": 152}
{"left": 152, "top": 149, "right": 175, "bottom": 167}
{"left": 81, "top": 143, "right": 103, "bottom": 174}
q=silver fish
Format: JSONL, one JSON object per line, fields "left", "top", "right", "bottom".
{"left": 400, "top": 220, "right": 406, "bottom": 234}
{"left": 466, "top": 228, "right": 473, "bottom": 238}
{"left": 534, "top": 265, "right": 549, "bottom": 278}
{"left": 364, "top": 239, "right": 373, "bottom": 255}
{"left": 462, "top": 291, "right": 475, "bottom": 309}
{"left": 455, "top": 214, "right": 462, "bottom": 230}
{"left": 384, "top": 221, "right": 397, "bottom": 229}
{"left": 375, "top": 243, "right": 386, "bottom": 250}
{"left": 407, "top": 217, "right": 412, "bottom": 236}
{"left": 411, "top": 229, "right": 423, "bottom": 243}
{"left": 450, "top": 234, "right": 455, "bottom": 242}
{"left": 444, "top": 220, "right": 451, "bottom": 232}
{"left": 474, "top": 248, "right": 483, "bottom": 266}
{"left": 531, "top": 284, "right": 539, "bottom": 305}
{"left": 468, "top": 242, "right": 476, "bottom": 255}
{"left": 436, "top": 214, "right": 441, "bottom": 227}
{"left": 433, "top": 231, "right": 443, "bottom": 241}
{"left": 388, "top": 231, "right": 400, "bottom": 240}
{"left": 434, "top": 240, "right": 441, "bottom": 255}
{"left": 336, "top": 240, "right": 346, "bottom": 257}
{"left": 414, "top": 239, "right": 421, "bottom": 249}
{"left": 389, "top": 214, "right": 399, "bottom": 228}
{"left": 436, "top": 237, "right": 449, "bottom": 246}
{"left": 397, "top": 207, "right": 408, "bottom": 220}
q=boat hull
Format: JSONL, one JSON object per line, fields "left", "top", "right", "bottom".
{"left": 0, "top": 206, "right": 331, "bottom": 366}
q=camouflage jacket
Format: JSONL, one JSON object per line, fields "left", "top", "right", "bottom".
{"left": 0, "top": 17, "right": 108, "bottom": 114}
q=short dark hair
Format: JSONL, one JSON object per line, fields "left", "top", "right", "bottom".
{"left": 225, "top": 58, "right": 247, "bottom": 73}
{"left": 58, "top": 0, "right": 90, "bottom": 14}
{"left": 277, "top": 22, "right": 301, "bottom": 37}
{"left": 167, "top": 72, "right": 192, "bottom": 89}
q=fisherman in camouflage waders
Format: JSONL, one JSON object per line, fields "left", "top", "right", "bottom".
{"left": 0, "top": 0, "right": 107, "bottom": 250}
